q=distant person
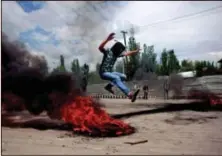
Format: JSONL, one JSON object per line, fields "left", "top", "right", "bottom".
{"left": 163, "top": 79, "right": 169, "bottom": 100}
{"left": 98, "top": 33, "right": 140, "bottom": 102}
{"left": 133, "top": 83, "right": 138, "bottom": 91}
{"left": 81, "top": 64, "right": 89, "bottom": 92}
{"left": 143, "top": 85, "right": 149, "bottom": 99}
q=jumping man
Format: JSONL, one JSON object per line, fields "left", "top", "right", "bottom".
{"left": 98, "top": 33, "right": 140, "bottom": 102}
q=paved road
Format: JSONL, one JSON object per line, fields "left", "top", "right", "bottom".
{"left": 2, "top": 99, "right": 222, "bottom": 155}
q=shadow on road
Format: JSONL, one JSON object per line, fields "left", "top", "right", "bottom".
{"left": 2, "top": 112, "right": 73, "bottom": 131}
{"left": 112, "top": 101, "right": 222, "bottom": 119}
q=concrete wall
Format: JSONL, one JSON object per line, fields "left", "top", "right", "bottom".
{"left": 87, "top": 75, "right": 222, "bottom": 99}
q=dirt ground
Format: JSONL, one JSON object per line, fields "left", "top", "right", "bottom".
{"left": 2, "top": 99, "right": 222, "bottom": 155}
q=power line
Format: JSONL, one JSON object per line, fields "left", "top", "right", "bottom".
{"left": 68, "top": 3, "right": 222, "bottom": 45}
{"left": 156, "top": 10, "right": 221, "bottom": 31}
{"left": 123, "top": 6, "right": 222, "bottom": 57}
{"left": 134, "top": 5, "right": 222, "bottom": 29}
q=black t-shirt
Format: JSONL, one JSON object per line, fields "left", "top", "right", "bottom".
{"left": 99, "top": 48, "right": 125, "bottom": 74}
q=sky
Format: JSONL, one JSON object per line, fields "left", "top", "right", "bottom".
{"left": 2, "top": 1, "right": 222, "bottom": 71}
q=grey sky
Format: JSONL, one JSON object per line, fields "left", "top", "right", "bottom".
{"left": 2, "top": 1, "right": 222, "bottom": 71}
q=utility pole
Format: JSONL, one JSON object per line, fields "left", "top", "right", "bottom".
{"left": 121, "top": 30, "right": 127, "bottom": 46}
{"left": 121, "top": 30, "right": 128, "bottom": 74}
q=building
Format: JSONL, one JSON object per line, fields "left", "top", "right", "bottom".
{"left": 177, "top": 71, "right": 196, "bottom": 78}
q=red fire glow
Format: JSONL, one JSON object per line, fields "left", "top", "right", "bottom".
{"left": 187, "top": 89, "right": 222, "bottom": 106}
{"left": 60, "top": 95, "right": 135, "bottom": 137}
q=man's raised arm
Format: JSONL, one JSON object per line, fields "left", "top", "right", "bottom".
{"left": 122, "top": 48, "right": 141, "bottom": 56}
{"left": 98, "top": 33, "right": 115, "bottom": 53}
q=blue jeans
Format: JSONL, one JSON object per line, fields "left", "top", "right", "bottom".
{"left": 100, "top": 72, "right": 130, "bottom": 96}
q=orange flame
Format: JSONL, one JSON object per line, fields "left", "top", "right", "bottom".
{"left": 60, "top": 95, "right": 135, "bottom": 137}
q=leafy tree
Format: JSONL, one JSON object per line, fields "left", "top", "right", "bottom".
{"left": 160, "top": 48, "right": 168, "bottom": 75}
{"left": 58, "top": 65, "right": 66, "bottom": 72}
{"left": 81, "top": 63, "right": 89, "bottom": 77}
{"left": 219, "top": 59, "right": 222, "bottom": 69}
{"left": 59, "top": 55, "right": 67, "bottom": 72}
{"left": 194, "top": 60, "right": 217, "bottom": 77}
{"left": 141, "top": 44, "right": 157, "bottom": 73}
{"left": 126, "top": 27, "right": 140, "bottom": 80}
{"left": 71, "top": 59, "right": 80, "bottom": 74}
{"left": 60, "top": 55, "right": 65, "bottom": 67}
{"left": 52, "top": 55, "right": 67, "bottom": 73}
{"left": 167, "top": 50, "right": 180, "bottom": 74}
{"left": 146, "top": 45, "right": 157, "bottom": 72}
{"left": 155, "top": 63, "right": 161, "bottom": 75}
{"left": 181, "top": 59, "right": 194, "bottom": 72}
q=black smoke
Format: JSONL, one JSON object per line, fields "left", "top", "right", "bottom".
{"left": 2, "top": 33, "right": 81, "bottom": 116}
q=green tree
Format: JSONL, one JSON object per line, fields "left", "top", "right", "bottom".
{"left": 155, "top": 63, "right": 161, "bottom": 75}
{"left": 126, "top": 27, "right": 140, "bottom": 80}
{"left": 59, "top": 55, "right": 67, "bottom": 72}
{"left": 81, "top": 63, "right": 89, "bottom": 77}
{"left": 160, "top": 48, "right": 168, "bottom": 75}
{"left": 180, "top": 59, "right": 194, "bottom": 72}
{"left": 141, "top": 44, "right": 157, "bottom": 73}
{"left": 194, "top": 60, "right": 217, "bottom": 77}
{"left": 58, "top": 65, "right": 66, "bottom": 72}
{"left": 194, "top": 60, "right": 201, "bottom": 77}
{"left": 52, "top": 55, "right": 67, "bottom": 73}
{"left": 60, "top": 55, "right": 65, "bottom": 67}
{"left": 71, "top": 59, "right": 80, "bottom": 74}
{"left": 167, "top": 50, "right": 180, "bottom": 74}
{"left": 147, "top": 45, "right": 157, "bottom": 72}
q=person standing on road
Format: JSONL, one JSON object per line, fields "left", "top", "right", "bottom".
{"left": 163, "top": 79, "right": 169, "bottom": 100}
{"left": 133, "top": 82, "right": 138, "bottom": 92}
{"left": 143, "top": 85, "right": 149, "bottom": 99}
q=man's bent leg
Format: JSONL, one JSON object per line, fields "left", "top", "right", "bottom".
{"left": 112, "top": 72, "right": 127, "bottom": 81}
{"left": 111, "top": 72, "right": 140, "bottom": 102}
{"left": 101, "top": 72, "right": 140, "bottom": 102}
{"left": 101, "top": 72, "right": 130, "bottom": 96}
{"left": 106, "top": 72, "right": 127, "bottom": 94}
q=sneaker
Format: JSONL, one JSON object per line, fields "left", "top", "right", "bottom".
{"left": 128, "top": 89, "right": 140, "bottom": 102}
{"left": 104, "top": 84, "right": 115, "bottom": 94}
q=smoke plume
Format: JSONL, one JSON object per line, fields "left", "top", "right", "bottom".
{"left": 63, "top": 2, "right": 125, "bottom": 67}
{"left": 2, "top": 32, "right": 77, "bottom": 115}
